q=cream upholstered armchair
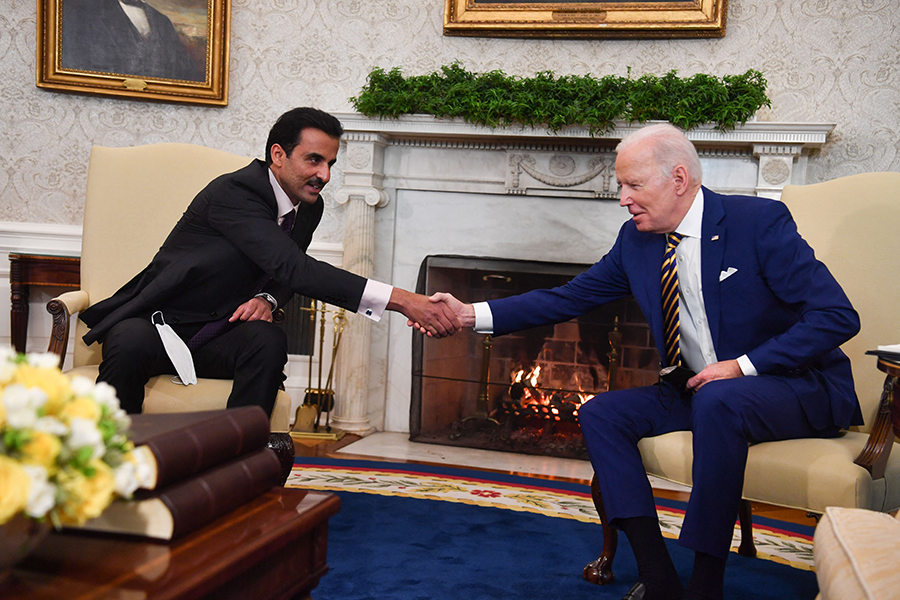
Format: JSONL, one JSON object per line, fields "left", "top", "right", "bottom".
{"left": 584, "top": 172, "right": 900, "bottom": 585}
{"left": 46, "top": 143, "right": 293, "bottom": 433}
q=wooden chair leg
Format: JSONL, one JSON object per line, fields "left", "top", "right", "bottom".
{"left": 583, "top": 473, "right": 617, "bottom": 585}
{"left": 737, "top": 499, "right": 757, "bottom": 558}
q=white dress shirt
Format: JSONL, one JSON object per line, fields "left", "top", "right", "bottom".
{"left": 119, "top": 1, "right": 151, "bottom": 37}
{"left": 473, "top": 188, "right": 757, "bottom": 376}
{"left": 268, "top": 169, "right": 391, "bottom": 321}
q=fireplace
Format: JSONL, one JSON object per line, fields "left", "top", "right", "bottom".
{"left": 410, "top": 255, "right": 660, "bottom": 459}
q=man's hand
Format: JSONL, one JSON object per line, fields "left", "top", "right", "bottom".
{"left": 229, "top": 297, "right": 274, "bottom": 323}
{"left": 687, "top": 359, "right": 743, "bottom": 391}
{"left": 387, "top": 288, "right": 461, "bottom": 338}
{"left": 429, "top": 292, "right": 476, "bottom": 329}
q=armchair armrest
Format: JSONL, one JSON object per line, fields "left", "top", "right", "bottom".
{"left": 46, "top": 290, "right": 90, "bottom": 370}
{"left": 853, "top": 373, "right": 899, "bottom": 480}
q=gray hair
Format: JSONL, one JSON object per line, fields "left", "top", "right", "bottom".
{"left": 616, "top": 123, "right": 703, "bottom": 184}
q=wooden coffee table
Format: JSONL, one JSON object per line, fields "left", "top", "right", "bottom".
{"left": 1, "top": 488, "right": 340, "bottom": 600}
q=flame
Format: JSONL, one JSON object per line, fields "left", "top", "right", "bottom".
{"left": 509, "top": 365, "right": 597, "bottom": 416}
{"left": 529, "top": 365, "right": 541, "bottom": 387}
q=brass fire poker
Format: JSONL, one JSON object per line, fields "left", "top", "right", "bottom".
{"left": 290, "top": 303, "right": 347, "bottom": 441}
{"left": 449, "top": 334, "right": 500, "bottom": 440}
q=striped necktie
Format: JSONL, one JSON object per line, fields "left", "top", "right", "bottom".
{"left": 661, "top": 232, "right": 684, "bottom": 367}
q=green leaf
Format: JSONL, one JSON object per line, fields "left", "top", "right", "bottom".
{"left": 349, "top": 66, "right": 770, "bottom": 134}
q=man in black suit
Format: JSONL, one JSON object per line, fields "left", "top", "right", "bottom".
{"left": 62, "top": 0, "right": 203, "bottom": 81}
{"left": 81, "top": 107, "right": 461, "bottom": 416}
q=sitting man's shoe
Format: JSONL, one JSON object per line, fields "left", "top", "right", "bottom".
{"left": 623, "top": 582, "right": 647, "bottom": 600}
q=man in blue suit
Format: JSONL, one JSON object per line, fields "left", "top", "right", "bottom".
{"left": 431, "top": 124, "right": 862, "bottom": 600}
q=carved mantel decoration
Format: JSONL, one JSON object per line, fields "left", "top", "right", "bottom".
{"left": 329, "top": 114, "right": 835, "bottom": 434}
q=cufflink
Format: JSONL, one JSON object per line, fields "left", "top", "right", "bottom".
{"left": 365, "top": 308, "right": 373, "bottom": 316}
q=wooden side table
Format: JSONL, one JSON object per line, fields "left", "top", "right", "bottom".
{"left": 8, "top": 253, "right": 80, "bottom": 353}
{"left": 877, "top": 358, "right": 900, "bottom": 439}
{"left": 2, "top": 487, "right": 340, "bottom": 600}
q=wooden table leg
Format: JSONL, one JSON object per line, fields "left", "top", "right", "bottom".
{"left": 9, "top": 257, "right": 29, "bottom": 354}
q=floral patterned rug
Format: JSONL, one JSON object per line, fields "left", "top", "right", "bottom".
{"left": 288, "top": 457, "right": 815, "bottom": 571}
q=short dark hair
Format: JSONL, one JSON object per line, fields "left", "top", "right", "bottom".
{"left": 265, "top": 107, "right": 344, "bottom": 166}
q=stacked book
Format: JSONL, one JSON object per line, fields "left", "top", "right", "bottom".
{"left": 867, "top": 344, "right": 900, "bottom": 365}
{"left": 76, "top": 406, "right": 281, "bottom": 540}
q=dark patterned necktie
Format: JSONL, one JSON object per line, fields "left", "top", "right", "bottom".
{"left": 280, "top": 209, "right": 295, "bottom": 235}
{"left": 661, "top": 232, "right": 684, "bottom": 367}
{"left": 187, "top": 211, "right": 295, "bottom": 350}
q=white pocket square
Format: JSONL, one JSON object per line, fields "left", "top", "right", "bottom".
{"left": 719, "top": 267, "right": 738, "bottom": 282}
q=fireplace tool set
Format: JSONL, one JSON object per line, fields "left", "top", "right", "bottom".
{"left": 290, "top": 301, "right": 347, "bottom": 441}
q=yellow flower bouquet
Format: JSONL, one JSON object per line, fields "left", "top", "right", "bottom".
{"left": 0, "top": 347, "right": 138, "bottom": 528}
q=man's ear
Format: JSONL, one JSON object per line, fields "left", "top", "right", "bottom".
{"left": 270, "top": 143, "right": 286, "bottom": 168}
{"left": 672, "top": 164, "right": 690, "bottom": 196}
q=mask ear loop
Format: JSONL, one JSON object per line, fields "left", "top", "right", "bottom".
{"left": 151, "top": 311, "right": 197, "bottom": 386}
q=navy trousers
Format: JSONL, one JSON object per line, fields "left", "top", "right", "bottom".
{"left": 577, "top": 375, "right": 839, "bottom": 558}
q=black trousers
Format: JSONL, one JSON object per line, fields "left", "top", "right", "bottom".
{"left": 96, "top": 317, "right": 288, "bottom": 416}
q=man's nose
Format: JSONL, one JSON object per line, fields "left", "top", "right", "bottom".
{"left": 319, "top": 165, "right": 331, "bottom": 183}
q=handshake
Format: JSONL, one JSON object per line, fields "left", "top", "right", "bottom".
{"left": 388, "top": 289, "right": 474, "bottom": 338}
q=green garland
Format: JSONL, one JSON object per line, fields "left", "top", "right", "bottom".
{"left": 350, "top": 64, "right": 771, "bottom": 134}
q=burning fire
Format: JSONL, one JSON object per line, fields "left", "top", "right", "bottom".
{"left": 508, "top": 365, "right": 597, "bottom": 421}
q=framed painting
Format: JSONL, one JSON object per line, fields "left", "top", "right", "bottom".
{"left": 444, "top": 0, "right": 727, "bottom": 38}
{"left": 37, "top": 0, "right": 231, "bottom": 106}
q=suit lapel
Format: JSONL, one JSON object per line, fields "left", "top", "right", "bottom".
{"left": 701, "top": 188, "right": 726, "bottom": 349}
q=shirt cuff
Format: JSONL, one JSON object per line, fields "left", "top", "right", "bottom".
{"left": 736, "top": 354, "right": 758, "bottom": 377}
{"left": 358, "top": 280, "right": 392, "bottom": 322}
{"left": 473, "top": 302, "right": 494, "bottom": 334}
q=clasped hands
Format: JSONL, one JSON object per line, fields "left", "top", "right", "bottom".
{"left": 392, "top": 290, "right": 474, "bottom": 339}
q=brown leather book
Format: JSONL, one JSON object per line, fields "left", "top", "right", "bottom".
{"left": 74, "top": 447, "right": 282, "bottom": 540}
{"left": 129, "top": 407, "right": 271, "bottom": 490}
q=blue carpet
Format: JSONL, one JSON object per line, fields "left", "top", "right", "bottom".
{"left": 298, "top": 459, "right": 819, "bottom": 600}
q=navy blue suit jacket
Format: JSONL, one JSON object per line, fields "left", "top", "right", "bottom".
{"left": 489, "top": 188, "right": 863, "bottom": 431}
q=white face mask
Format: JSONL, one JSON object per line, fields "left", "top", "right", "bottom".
{"left": 151, "top": 311, "right": 197, "bottom": 386}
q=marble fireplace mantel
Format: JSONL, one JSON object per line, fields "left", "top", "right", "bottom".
{"left": 327, "top": 115, "right": 835, "bottom": 435}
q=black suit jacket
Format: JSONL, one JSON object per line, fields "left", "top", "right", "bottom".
{"left": 81, "top": 160, "right": 367, "bottom": 345}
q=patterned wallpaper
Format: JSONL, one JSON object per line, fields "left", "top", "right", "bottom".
{"left": 1, "top": 0, "right": 898, "bottom": 241}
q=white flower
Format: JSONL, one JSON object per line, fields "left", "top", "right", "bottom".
{"left": 22, "top": 465, "right": 56, "bottom": 519}
{"left": 130, "top": 446, "right": 157, "bottom": 489}
{"left": 33, "top": 415, "right": 68, "bottom": 436}
{"left": 0, "top": 346, "right": 18, "bottom": 366}
{"left": 91, "top": 381, "right": 121, "bottom": 411}
{"left": 69, "top": 376, "right": 95, "bottom": 397}
{"left": 111, "top": 408, "right": 131, "bottom": 431}
{"left": 25, "top": 353, "right": 61, "bottom": 369}
{"left": 0, "top": 361, "right": 16, "bottom": 385}
{"left": 113, "top": 462, "right": 140, "bottom": 498}
{"left": 3, "top": 385, "right": 48, "bottom": 429}
{"left": 67, "top": 418, "right": 106, "bottom": 460}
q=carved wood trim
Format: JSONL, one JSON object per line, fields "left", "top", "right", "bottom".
{"left": 853, "top": 374, "right": 897, "bottom": 480}
{"left": 45, "top": 298, "right": 71, "bottom": 370}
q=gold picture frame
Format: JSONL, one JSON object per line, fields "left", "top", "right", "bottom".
{"left": 37, "top": 0, "right": 231, "bottom": 106}
{"left": 444, "top": 0, "right": 727, "bottom": 39}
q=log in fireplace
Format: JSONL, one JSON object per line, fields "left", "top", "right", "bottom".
{"left": 410, "top": 255, "right": 660, "bottom": 459}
